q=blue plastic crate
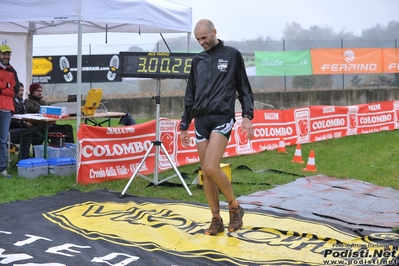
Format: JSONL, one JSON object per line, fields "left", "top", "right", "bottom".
{"left": 33, "top": 145, "right": 75, "bottom": 159}
{"left": 18, "top": 158, "right": 48, "bottom": 178}
{"left": 48, "top": 157, "right": 76, "bottom": 166}
{"left": 48, "top": 157, "right": 76, "bottom": 176}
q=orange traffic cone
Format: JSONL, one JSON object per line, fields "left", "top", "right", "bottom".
{"left": 292, "top": 144, "right": 304, "bottom": 163}
{"left": 303, "top": 150, "right": 317, "bottom": 172}
{"left": 277, "top": 137, "right": 287, "bottom": 153}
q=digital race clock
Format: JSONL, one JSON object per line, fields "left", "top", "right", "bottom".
{"left": 118, "top": 52, "right": 196, "bottom": 79}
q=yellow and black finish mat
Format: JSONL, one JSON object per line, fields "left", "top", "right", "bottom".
{"left": 0, "top": 189, "right": 398, "bottom": 265}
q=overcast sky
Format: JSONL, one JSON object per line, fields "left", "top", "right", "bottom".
{"left": 33, "top": 0, "right": 398, "bottom": 47}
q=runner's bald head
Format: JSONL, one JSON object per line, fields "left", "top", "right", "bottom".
{"left": 194, "top": 19, "right": 218, "bottom": 51}
{"left": 195, "top": 19, "right": 215, "bottom": 34}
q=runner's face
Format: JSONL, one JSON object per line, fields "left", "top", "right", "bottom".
{"left": 195, "top": 26, "right": 216, "bottom": 51}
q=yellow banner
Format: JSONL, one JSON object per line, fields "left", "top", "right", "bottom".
{"left": 44, "top": 200, "right": 398, "bottom": 265}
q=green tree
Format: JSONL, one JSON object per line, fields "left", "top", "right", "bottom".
{"left": 315, "top": 75, "right": 333, "bottom": 88}
{"left": 128, "top": 45, "right": 144, "bottom": 52}
{"left": 360, "top": 21, "right": 399, "bottom": 40}
{"left": 292, "top": 75, "right": 333, "bottom": 89}
{"left": 283, "top": 22, "right": 305, "bottom": 40}
{"left": 390, "top": 73, "right": 399, "bottom": 87}
{"left": 292, "top": 75, "right": 316, "bottom": 89}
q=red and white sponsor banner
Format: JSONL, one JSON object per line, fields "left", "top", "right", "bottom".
{"left": 77, "top": 100, "right": 399, "bottom": 184}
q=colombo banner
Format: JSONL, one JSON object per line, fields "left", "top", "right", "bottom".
{"left": 77, "top": 100, "right": 399, "bottom": 184}
{"left": 254, "top": 50, "right": 312, "bottom": 76}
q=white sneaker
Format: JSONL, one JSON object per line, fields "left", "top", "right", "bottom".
{"left": 1, "top": 170, "right": 11, "bottom": 178}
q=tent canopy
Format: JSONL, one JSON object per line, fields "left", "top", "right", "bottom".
{"left": 0, "top": 0, "right": 192, "bottom": 91}
{"left": 0, "top": 0, "right": 192, "bottom": 141}
{"left": 0, "top": 0, "right": 192, "bottom": 34}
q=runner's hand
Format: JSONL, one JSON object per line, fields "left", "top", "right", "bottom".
{"left": 241, "top": 118, "right": 254, "bottom": 140}
{"left": 180, "top": 130, "right": 190, "bottom": 147}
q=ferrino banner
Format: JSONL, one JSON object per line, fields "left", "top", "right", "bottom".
{"left": 77, "top": 100, "right": 399, "bottom": 184}
{"left": 311, "top": 48, "right": 383, "bottom": 74}
{"left": 383, "top": 48, "right": 399, "bottom": 73}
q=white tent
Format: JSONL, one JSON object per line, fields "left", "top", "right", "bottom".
{"left": 0, "top": 0, "right": 192, "bottom": 127}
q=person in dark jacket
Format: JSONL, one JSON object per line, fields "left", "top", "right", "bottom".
{"left": 24, "top": 83, "right": 46, "bottom": 114}
{"left": 180, "top": 19, "right": 254, "bottom": 236}
{"left": 25, "top": 83, "right": 74, "bottom": 148}
{"left": 24, "top": 83, "right": 48, "bottom": 147}
{"left": 9, "top": 83, "right": 33, "bottom": 160}
{"left": 0, "top": 43, "right": 19, "bottom": 178}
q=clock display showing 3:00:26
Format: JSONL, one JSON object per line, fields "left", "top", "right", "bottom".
{"left": 119, "top": 52, "right": 195, "bottom": 79}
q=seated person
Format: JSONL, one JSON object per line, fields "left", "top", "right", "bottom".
{"left": 9, "top": 83, "right": 32, "bottom": 160}
{"left": 25, "top": 83, "right": 74, "bottom": 147}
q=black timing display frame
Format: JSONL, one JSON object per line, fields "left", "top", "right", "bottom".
{"left": 118, "top": 52, "right": 196, "bottom": 79}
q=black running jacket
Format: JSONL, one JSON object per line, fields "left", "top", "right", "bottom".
{"left": 180, "top": 40, "right": 254, "bottom": 130}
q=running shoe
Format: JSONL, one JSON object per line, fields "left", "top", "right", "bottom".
{"left": 228, "top": 205, "right": 244, "bottom": 232}
{"left": 1, "top": 170, "right": 11, "bottom": 178}
{"left": 204, "top": 217, "right": 224, "bottom": 236}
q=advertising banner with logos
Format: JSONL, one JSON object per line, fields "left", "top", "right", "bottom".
{"left": 76, "top": 100, "right": 399, "bottom": 184}
{"left": 253, "top": 48, "right": 399, "bottom": 76}
{"left": 382, "top": 48, "right": 399, "bottom": 73}
{"left": 310, "top": 48, "right": 383, "bottom": 74}
{"left": 254, "top": 50, "right": 312, "bottom": 76}
{"left": 32, "top": 54, "right": 122, "bottom": 84}
{"left": 32, "top": 48, "right": 399, "bottom": 83}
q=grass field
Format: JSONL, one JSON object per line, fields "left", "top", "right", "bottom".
{"left": 1, "top": 118, "right": 398, "bottom": 205}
